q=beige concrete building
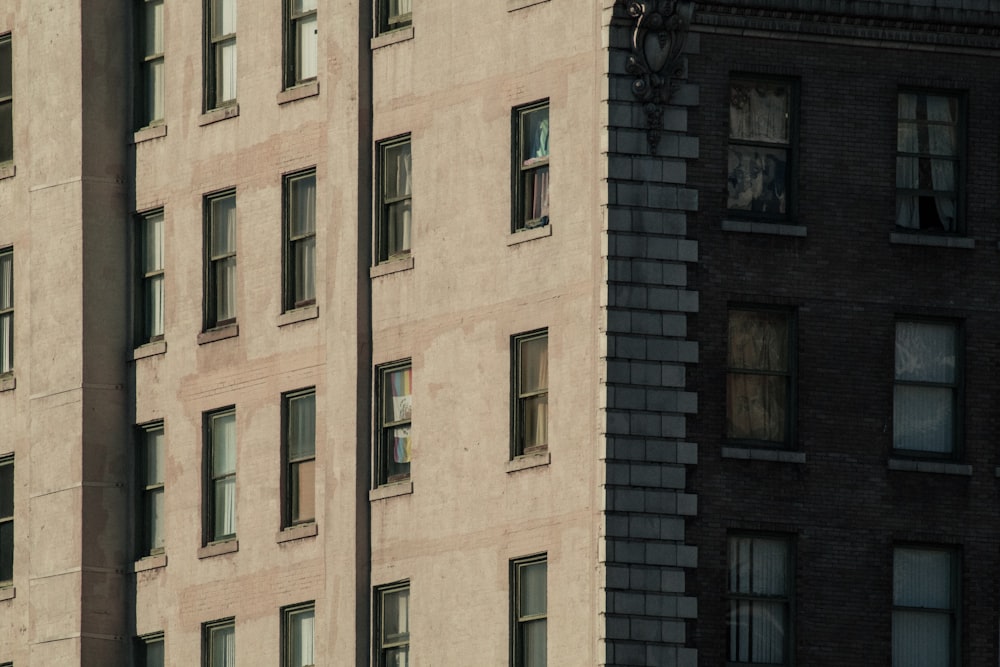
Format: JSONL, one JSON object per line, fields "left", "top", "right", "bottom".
{"left": 0, "top": 1, "right": 699, "bottom": 665}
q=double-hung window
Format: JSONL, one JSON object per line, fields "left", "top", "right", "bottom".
{"left": 377, "top": 0, "right": 412, "bottom": 34}
{"left": 138, "top": 422, "right": 165, "bottom": 557}
{"left": 138, "top": 0, "right": 164, "bottom": 126}
{"left": 512, "top": 555, "right": 547, "bottom": 667}
{"left": 375, "top": 582, "right": 409, "bottom": 667}
{"left": 376, "top": 136, "right": 412, "bottom": 263}
{"left": 727, "top": 308, "right": 794, "bottom": 447}
{"left": 206, "top": 0, "right": 236, "bottom": 109}
{"left": 203, "top": 618, "right": 235, "bottom": 667}
{"left": 0, "top": 248, "right": 11, "bottom": 374}
{"left": 284, "top": 389, "right": 316, "bottom": 526}
{"left": 205, "top": 409, "right": 236, "bottom": 543}
{"left": 285, "top": 0, "right": 317, "bottom": 88}
{"left": 728, "top": 77, "right": 794, "bottom": 219}
{"left": 136, "top": 210, "right": 164, "bottom": 344}
{"left": 893, "top": 320, "right": 960, "bottom": 456}
{"left": 893, "top": 546, "right": 959, "bottom": 667}
{"left": 205, "top": 191, "right": 237, "bottom": 329}
{"left": 284, "top": 170, "right": 316, "bottom": 310}
{"left": 896, "top": 92, "right": 963, "bottom": 233}
{"left": 513, "top": 101, "right": 550, "bottom": 231}
{"left": 282, "top": 602, "right": 315, "bottom": 667}
{"left": 727, "top": 534, "right": 793, "bottom": 665}
{"left": 512, "top": 330, "right": 548, "bottom": 456}
{"left": 0, "top": 456, "right": 11, "bottom": 585}
{"left": 0, "top": 34, "right": 11, "bottom": 163}
{"left": 137, "top": 632, "right": 165, "bottom": 667}
{"left": 376, "top": 362, "right": 411, "bottom": 485}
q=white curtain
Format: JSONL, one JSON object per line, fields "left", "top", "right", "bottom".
{"left": 893, "top": 549, "right": 953, "bottom": 667}
{"left": 147, "top": 427, "right": 165, "bottom": 550}
{"left": 927, "top": 95, "right": 956, "bottom": 229}
{"left": 896, "top": 94, "right": 920, "bottom": 229}
{"left": 728, "top": 537, "right": 788, "bottom": 664}
{"left": 520, "top": 337, "right": 548, "bottom": 449}
{"left": 292, "top": 176, "right": 316, "bottom": 303}
{"left": 213, "top": 414, "right": 236, "bottom": 537}
{"left": 291, "top": 609, "right": 315, "bottom": 667}
{"left": 0, "top": 250, "right": 11, "bottom": 373}
{"left": 730, "top": 82, "right": 788, "bottom": 144}
{"left": 212, "top": 625, "right": 236, "bottom": 667}
{"left": 144, "top": 212, "right": 164, "bottom": 338}
{"left": 297, "top": 14, "right": 317, "bottom": 81}
{"left": 387, "top": 145, "right": 412, "bottom": 255}
{"left": 727, "top": 312, "right": 788, "bottom": 442}
{"left": 212, "top": 198, "right": 236, "bottom": 322}
{"left": 894, "top": 322, "right": 955, "bottom": 452}
{"left": 391, "top": 0, "right": 412, "bottom": 18}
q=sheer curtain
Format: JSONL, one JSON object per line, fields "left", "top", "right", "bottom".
{"left": 727, "top": 312, "right": 788, "bottom": 442}
{"left": 895, "top": 93, "right": 920, "bottom": 228}
{"left": 520, "top": 337, "right": 548, "bottom": 449}
{"left": 893, "top": 322, "right": 955, "bottom": 452}
{"left": 893, "top": 548, "right": 953, "bottom": 667}
{"left": 728, "top": 537, "right": 788, "bottom": 664}
{"left": 388, "top": 146, "right": 412, "bottom": 255}
{"left": 291, "top": 175, "right": 316, "bottom": 303}
{"left": 144, "top": 213, "right": 164, "bottom": 338}
{"left": 291, "top": 608, "right": 315, "bottom": 667}
{"left": 296, "top": 0, "right": 318, "bottom": 81}
{"left": 212, "top": 625, "right": 236, "bottom": 667}
{"left": 213, "top": 414, "right": 236, "bottom": 537}
{"left": 213, "top": 197, "right": 237, "bottom": 322}
{"left": 927, "top": 95, "right": 956, "bottom": 229}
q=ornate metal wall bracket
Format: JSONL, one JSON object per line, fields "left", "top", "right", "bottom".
{"left": 622, "top": 1, "right": 694, "bottom": 154}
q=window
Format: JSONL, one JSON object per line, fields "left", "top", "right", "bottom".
{"left": 0, "top": 456, "right": 11, "bottom": 585}
{"left": 284, "top": 389, "right": 315, "bottom": 526}
{"left": 285, "top": 0, "right": 317, "bottom": 88}
{"left": 376, "top": 136, "right": 412, "bottom": 263}
{"left": 137, "top": 632, "right": 165, "bottom": 667}
{"left": 377, "top": 0, "right": 411, "bottom": 34}
{"left": 203, "top": 618, "right": 235, "bottom": 667}
{"left": 284, "top": 170, "right": 316, "bottom": 311}
{"left": 727, "top": 535, "right": 793, "bottom": 665}
{"left": 376, "top": 362, "right": 411, "bottom": 485}
{"left": 896, "top": 92, "right": 963, "bottom": 233}
{"left": 205, "top": 0, "right": 236, "bottom": 109}
{"left": 727, "top": 308, "right": 794, "bottom": 447}
{"left": 138, "top": 0, "right": 164, "bottom": 126}
{"left": 894, "top": 320, "right": 959, "bottom": 455}
{"left": 374, "top": 582, "right": 409, "bottom": 667}
{"left": 512, "top": 330, "right": 548, "bottom": 457}
{"left": 512, "top": 555, "right": 547, "bottom": 667}
{"left": 138, "top": 422, "right": 165, "bottom": 557}
{"left": 728, "top": 77, "right": 793, "bottom": 218}
{"left": 893, "top": 547, "right": 958, "bottom": 667}
{"left": 513, "top": 101, "right": 549, "bottom": 231}
{"left": 0, "top": 248, "right": 11, "bottom": 374}
{"left": 0, "top": 35, "right": 11, "bottom": 163}
{"left": 136, "top": 210, "right": 164, "bottom": 344}
{"left": 205, "top": 191, "right": 236, "bottom": 329}
{"left": 205, "top": 409, "right": 236, "bottom": 543}
{"left": 282, "top": 602, "right": 315, "bottom": 667}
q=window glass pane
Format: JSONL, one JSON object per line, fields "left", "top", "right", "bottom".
{"left": 895, "top": 322, "right": 955, "bottom": 383}
{"left": 145, "top": 638, "right": 165, "bottom": 667}
{"left": 296, "top": 15, "right": 318, "bottom": 82}
{"left": 288, "top": 393, "right": 316, "bottom": 459}
{"left": 893, "top": 385, "right": 954, "bottom": 452}
{"left": 289, "top": 607, "right": 315, "bottom": 667}
{"left": 213, "top": 0, "right": 236, "bottom": 35}
{"left": 145, "top": 274, "right": 164, "bottom": 339}
{"left": 0, "top": 520, "right": 11, "bottom": 581}
{"left": 294, "top": 237, "right": 315, "bottom": 304}
{"left": 893, "top": 611, "right": 951, "bottom": 667}
{"left": 521, "top": 395, "right": 547, "bottom": 449}
{"left": 212, "top": 413, "right": 236, "bottom": 475}
{"left": 211, "top": 197, "right": 236, "bottom": 256}
{"left": 216, "top": 40, "right": 237, "bottom": 104}
{"left": 727, "top": 146, "right": 787, "bottom": 214}
{"left": 730, "top": 81, "right": 790, "bottom": 143}
{"left": 0, "top": 462, "right": 11, "bottom": 518}
{"left": 727, "top": 374, "right": 787, "bottom": 442}
{"left": 521, "top": 107, "right": 549, "bottom": 162}
{"left": 214, "top": 257, "right": 236, "bottom": 322}
{"left": 145, "top": 59, "right": 164, "bottom": 123}
{"left": 145, "top": 0, "right": 164, "bottom": 56}
{"left": 289, "top": 174, "right": 316, "bottom": 237}
{"left": 519, "top": 561, "right": 547, "bottom": 617}
{"left": 210, "top": 624, "right": 235, "bottom": 667}
{"left": 521, "top": 166, "right": 550, "bottom": 226}
{"left": 522, "top": 618, "right": 547, "bottom": 667}
{"left": 519, "top": 337, "right": 547, "bottom": 394}
{"left": 0, "top": 313, "right": 10, "bottom": 373}
{"left": 728, "top": 536, "right": 789, "bottom": 596}
{"left": 0, "top": 101, "right": 12, "bottom": 163}
{"left": 146, "top": 427, "right": 164, "bottom": 484}
{"left": 213, "top": 477, "right": 235, "bottom": 538}
{"left": 894, "top": 548, "right": 953, "bottom": 608}
{"left": 147, "top": 487, "right": 164, "bottom": 551}
{"left": 143, "top": 212, "right": 164, "bottom": 273}
{"left": 292, "top": 0, "right": 317, "bottom": 12}
{"left": 383, "top": 587, "right": 409, "bottom": 641}
{"left": 728, "top": 600, "right": 786, "bottom": 663}
{"left": 291, "top": 459, "right": 315, "bottom": 523}
{"left": 384, "top": 368, "right": 412, "bottom": 424}
{"left": 728, "top": 311, "right": 789, "bottom": 372}
{"left": 0, "top": 251, "right": 11, "bottom": 310}
{"left": 384, "top": 647, "right": 409, "bottom": 667}
{"left": 0, "top": 38, "right": 10, "bottom": 100}
{"left": 383, "top": 142, "right": 411, "bottom": 199}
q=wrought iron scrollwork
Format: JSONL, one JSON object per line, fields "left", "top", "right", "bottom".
{"left": 622, "top": 1, "right": 694, "bottom": 154}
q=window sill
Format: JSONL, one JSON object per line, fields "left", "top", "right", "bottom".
{"left": 0, "top": 374, "right": 13, "bottom": 392}
{"left": 133, "top": 124, "right": 167, "bottom": 144}
{"left": 198, "top": 104, "right": 240, "bottom": 126}
{"left": 508, "top": 224, "right": 552, "bottom": 246}
{"left": 369, "top": 480, "right": 413, "bottom": 501}
{"left": 722, "top": 219, "right": 806, "bottom": 237}
{"left": 197, "top": 540, "right": 239, "bottom": 559}
{"left": 508, "top": 0, "right": 549, "bottom": 10}
{"left": 0, "top": 586, "right": 14, "bottom": 601}
{"left": 277, "top": 81, "right": 319, "bottom": 105}
{"left": 889, "top": 458, "right": 971, "bottom": 476}
{"left": 197, "top": 324, "right": 239, "bottom": 345}
{"left": 276, "top": 522, "right": 318, "bottom": 543}
{"left": 0, "top": 163, "right": 15, "bottom": 181}
{"left": 131, "top": 340, "right": 167, "bottom": 360}
{"left": 370, "top": 256, "right": 414, "bottom": 278}
{"left": 371, "top": 26, "right": 414, "bottom": 50}
{"left": 506, "top": 451, "right": 551, "bottom": 472}
{"left": 722, "top": 447, "right": 805, "bottom": 463}
{"left": 890, "top": 232, "right": 974, "bottom": 249}
{"left": 133, "top": 553, "right": 167, "bottom": 572}
{"left": 277, "top": 305, "right": 319, "bottom": 327}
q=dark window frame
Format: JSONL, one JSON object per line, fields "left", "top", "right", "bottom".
{"left": 376, "top": 0, "right": 412, "bottom": 35}
{"left": 137, "top": 421, "right": 165, "bottom": 558}
{"left": 281, "top": 601, "right": 316, "bottom": 667}
{"left": 726, "top": 532, "right": 795, "bottom": 667}
{"left": 282, "top": 388, "right": 316, "bottom": 528}
{"left": 512, "top": 100, "right": 550, "bottom": 232}
{"left": 202, "top": 617, "right": 236, "bottom": 667}
{"left": 374, "top": 581, "right": 410, "bottom": 667}
{"left": 727, "top": 74, "right": 798, "bottom": 223}
{"left": 0, "top": 34, "right": 12, "bottom": 163}
{"left": 375, "top": 360, "right": 412, "bottom": 486}
{"left": 136, "top": 0, "right": 165, "bottom": 128}
{"left": 204, "top": 407, "right": 236, "bottom": 544}
{"left": 204, "top": 0, "right": 236, "bottom": 110}
{"left": 283, "top": 169, "right": 317, "bottom": 311}
{"left": 0, "top": 455, "right": 12, "bottom": 586}
{"left": 892, "top": 544, "right": 960, "bottom": 667}
{"left": 204, "top": 189, "right": 237, "bottom": 330}
{"left": 135, "top": 209, "right": 165, "bottom": 346}
{"left": 511, "top": 553, "right": 547, "bottom": 667}
{"left": 726, "top": 306, "right": 797, "bottom": 449}
{"left": 284, "top": 0, "right": 317, "bottom": 89}
{"left": 375, "top": 134, "right": 412, "bottom": 264}
{"left": 0, "top": 246, "right": 12, "bottom": 375}
{"left": 511, "top": 329, "right": 548, "bottom": 458}
{"left": 136, "top": 631, "right": 165, "bottom": 667}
